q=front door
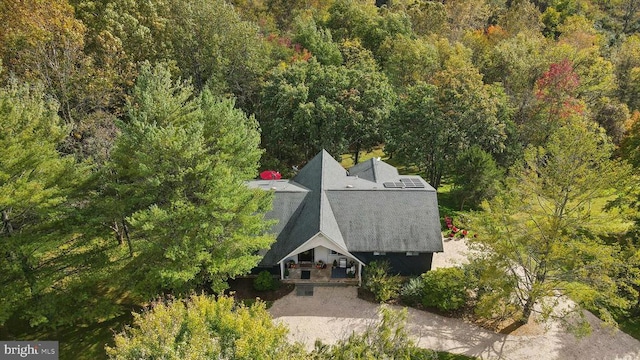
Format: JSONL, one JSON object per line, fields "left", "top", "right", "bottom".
{"left": 298, "top": 249, "right": 314, "bottom": 262}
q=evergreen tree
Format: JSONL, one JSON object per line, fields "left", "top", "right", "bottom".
{"left": 0, "top": 82, "right": 103, "bottom": 326}
{"left": 102, "top": 63, "right": 274, "bottom": 298}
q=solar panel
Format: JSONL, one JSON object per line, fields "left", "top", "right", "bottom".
{"left": 383, "top": 182, "right": 405, "bottom": 188}
{"left": 384, "top": 179, "right": 426, "bottom": 188}
{"left": 400, "top": 178, "right": 425, "bottom": 188}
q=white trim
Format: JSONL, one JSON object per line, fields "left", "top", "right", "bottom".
{"left": 277, "top": 231, "right": 321, "bottom": 264}
{"left": 277, "top": 232, "right": 364, "bottom": 266}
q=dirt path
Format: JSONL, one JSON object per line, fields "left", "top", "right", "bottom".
{"left": 268, "top": 238, "right": 640, "bottom": 359}
{"left": 269, "top": 286, "right": 640, "bottom": 360}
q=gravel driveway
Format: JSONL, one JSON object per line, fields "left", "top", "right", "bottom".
{"left": 268, "top": 238, "right": 640, "bottom": 360}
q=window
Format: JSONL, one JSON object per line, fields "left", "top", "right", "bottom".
{"left": 330, "top": 250, "right": 343, "bottom": 256}
{"left": 406, "top": 251, "right": 419, "bottom": 256}
{"left": 373, "top": 251, "right": 386, "bottom": 256}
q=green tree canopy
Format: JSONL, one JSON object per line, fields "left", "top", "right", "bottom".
{"left": 615, "top": 34, "right": 640, "bottom": 112}
{"left": 258, "top": 58, "right": 395, "bottom": 168}
{"left": 292, "top": 15, "right": 343, "bottom": 66}
{"left": 0, "top": 82, "right": 107, "bottom": 327}
{"left": 451, "top": 146, "right": 504, "bottom": 211}
{"left": 101, "top": 63, "right": 274, "bottom": 298}
{"left": 472, "top": 119, "right": 633, "bottom": 328}
{"left": 378, "top": 34, "right": 439, "bottom": 88}
{"left": 386, "top": 45, "right": 509, "bottom": 188}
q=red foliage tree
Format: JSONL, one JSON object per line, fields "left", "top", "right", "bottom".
{"left": 535, "top": 59, "right": 584, "bottom": 119}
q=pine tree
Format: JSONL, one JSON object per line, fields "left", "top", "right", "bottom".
{"left": 102, "top": 63, "right": 274, "bottom": 298}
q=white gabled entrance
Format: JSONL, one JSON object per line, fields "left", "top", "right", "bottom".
{"left": 278, "top": 232, "right": 364, "bottom": 286}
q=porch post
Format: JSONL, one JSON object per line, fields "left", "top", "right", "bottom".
{"left": 358, "top": 263, "right": 362, "bottom": 286}
{"left": 279, "top": 262, "right": 284, "bottom": 280}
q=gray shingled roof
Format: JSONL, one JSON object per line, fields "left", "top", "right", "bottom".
{"left": 326, "top": 190, "right": 442, "bottom": 252}
{"left": 349, "top": 157, "right": 399, "bottom": 183}
{"left": 248, "top": 150, "right": 443, "bottom": 266}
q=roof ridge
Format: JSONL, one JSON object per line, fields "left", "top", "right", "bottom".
{"left": 371, "top": 158, "right": 377, "bottom": 183}
{"left": 319, "top": 150, "right": 327, "bottom": 229}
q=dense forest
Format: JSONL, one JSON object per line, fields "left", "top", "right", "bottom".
{"left": 1, "top": 0, "right": 640, "bottom": 358}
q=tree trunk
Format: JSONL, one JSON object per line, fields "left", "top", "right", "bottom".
{"left": 2, "top": 208, "right": 13, "bottom": 236}
{"left": 521, "top": 267, "right": 546, "bottom": 326}
{"left": 459, "top": 197, "right": 467, "bottom": 212}
{"left": 113, "top": 220, "right": 123, "bottom": 245}
{"left": 122, "top": 219, "right": 133, "bottom": 258}
{"left": 520, "top": 296, "right": 535, "bottom": 326}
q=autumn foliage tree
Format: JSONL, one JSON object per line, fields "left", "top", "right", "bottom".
{"left": 523, "top": 59, "right": 586, "bottom": 146}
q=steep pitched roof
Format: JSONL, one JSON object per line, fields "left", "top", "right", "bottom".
{"left": 327, "top": 190, "right": 442, "bottom": 252}
{"left": 348, "top": 157, "right": 399, "bottom": 183}
{"left": 248, "top": 150, "right": 443, "bottom": 266}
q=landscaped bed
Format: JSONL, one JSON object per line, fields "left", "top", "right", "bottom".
{"left": 226, "top": 277, "right": 295, "bottom": 303}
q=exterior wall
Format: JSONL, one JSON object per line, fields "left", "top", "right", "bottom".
{"left": 326, "top": 248, "right": 350, "bottom": 268}
{"left": 313, "top": 246, "right": 355, "bottom": 268}
{"left": 353, "top": 252, "right": 433, "bottom": 276}
{"left": 254, "top": 251, "right": 432, "bottom": 277}
{"left": 314, "top": 246, "right": 329, "bottom": 264}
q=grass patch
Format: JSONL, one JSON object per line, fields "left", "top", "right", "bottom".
{"left": 340, "top": 147, "right": 387, "bottom": 168}
{"left": 0, "top": 311, "right": 136, "bottom": 360}
{"left": 436, "top": 181, "right": 457, "bottom": 211}
{"left": 618, "top": 316, "right": 640, "bottom": 341}
{"left": 339, "top": 146, "right": 422, "bottom": 175}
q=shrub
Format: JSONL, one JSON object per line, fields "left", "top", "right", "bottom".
{"left": 421, "top": 267, "right": 469, "bottom": 312}
{"left": 363, "top": 261, "right": 401, "bottom": 303}
{"left": 311, "top": 306, "right": 426, "bottom": 359}
{"left": 254, "top": 271, "right": 277, "bottom": 291}
{"left": 400, "top": 277, "right": 425, "bottom": 306}
{"left": 451, "top": 145, "right": 503, "bottom": 211}
{"left": 106, "top": 295, "right": 302, "bottom": 359}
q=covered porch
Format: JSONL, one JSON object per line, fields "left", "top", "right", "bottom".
{"left": 283, "top": 265, "right": 359, "bottom": 285}
{"left": 277, "top": 234, "right": 364, "bottom": 285}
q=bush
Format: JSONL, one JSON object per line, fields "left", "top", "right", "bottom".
{"left": 363, "top": 261, "right": 401, "bottom": 303}
{"left": 451, "top": 145, "right": 503, "bottom": 211}
{"left": 400, "top": 277, "right": 425, "bottom": 306}
{"left": 253, "top": 271, "right": 278, "bottom": 291}
{"left": 421, "top": 267, "right": 469, "bottom": 312}
{"left": 106, "top": 295, "right": 302, "bottom": 359}
{"left": 311, "top": 306, "right": 426, "bottom": 359}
